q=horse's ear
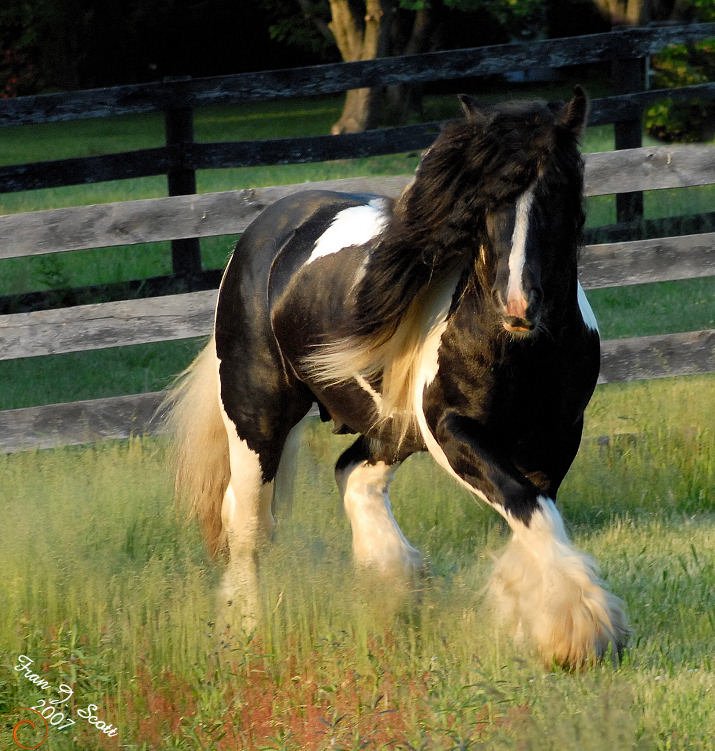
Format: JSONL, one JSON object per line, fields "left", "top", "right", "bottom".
{"left": 559, "top": 85, "right": 589, "bottom": 135}
{"left": 458, "top": 94, "right": 489, "bottom": 126}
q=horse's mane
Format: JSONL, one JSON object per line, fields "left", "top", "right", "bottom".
{"left": 305, "top": 89, "right": 588, "bottom": 441}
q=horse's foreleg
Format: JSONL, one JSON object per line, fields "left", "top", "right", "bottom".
{"left": 431, "top": 413, "right": 629, "bottom": 668}
{"left": 489, "top": 495, "right": 629, "bottom": 668}
{"left": 335, "top": 437, "right": 423, "bottom": 579}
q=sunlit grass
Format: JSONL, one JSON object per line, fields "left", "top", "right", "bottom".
{"left": 0, "top": 376, "right": 712, "bottom": 749}
{"left": 588, "top": 277, "right": 714, "bottom": 339}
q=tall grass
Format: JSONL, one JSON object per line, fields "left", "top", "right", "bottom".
{"left": 1, "top": 376, "right": 712, "bottom": 749}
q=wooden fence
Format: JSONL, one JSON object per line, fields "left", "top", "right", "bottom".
{"left": 1, "top": 22, "right": 714, "bottom": 293}
{"left": 0, "top": 24, "right": 713, "bottom": 452}
{"left": 0, "top": 143, "right": 713, "bottom": 452}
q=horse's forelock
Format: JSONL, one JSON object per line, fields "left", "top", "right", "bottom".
{"left": 409, "top": 105, "right": 571, "bottom": 214}
{"left": 345, "top": 100, "right": 583, "bottom": 347}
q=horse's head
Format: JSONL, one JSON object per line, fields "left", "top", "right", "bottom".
{"left": 363, "top": 88, "right": 588, "bottom": 347}
{"left": 460, "top": 88, "right": 589, "bottom": 335}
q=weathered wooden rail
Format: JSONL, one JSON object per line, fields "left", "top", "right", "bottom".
{"left": 4, "top": 325, "right": 713, "bottom": 454}
{"left": 2, "top": 24, "right": 713, "bottom": 129}
{"left": 0, "top": 143, "right": 713, "bottom": 453}
{"left": 2, "top": 145, "right": 713, "bottom": 260}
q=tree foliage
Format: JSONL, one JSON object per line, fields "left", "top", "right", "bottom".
{"left": 264, "top": 0, "right": 551, "bottom": 132}
{"left": 267, "top": 0, "right": 547, "bottom": 54}
{"left": 0, "top": 0, "right": 318, "bottom": 96}
{"left": 646, "top": 28, "right": 715, "bottom": 140}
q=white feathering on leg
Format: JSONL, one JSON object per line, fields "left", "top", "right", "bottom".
{"left": 489, "top": 497, "right": 629, "bottom": 667}
{"left": 338, "top": 460, "right": 423, "bottom": 577}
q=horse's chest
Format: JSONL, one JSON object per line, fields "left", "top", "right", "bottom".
{"left": 428, "top": 328, "right": 573, "bottom": 428}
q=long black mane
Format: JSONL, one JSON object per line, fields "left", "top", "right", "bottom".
{"left": 350, "top": 93, "right": 587, "bottom": 343}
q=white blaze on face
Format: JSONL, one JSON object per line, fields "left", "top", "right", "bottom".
{"left": 306, "top": 198, "right": 389, "bottom": 265}
{"left": 505, "top": 185, "right": 536, "bottom": 315}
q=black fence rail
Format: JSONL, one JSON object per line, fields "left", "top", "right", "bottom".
{"left": 1, "top": 24, "right": 713, "bottom": 127}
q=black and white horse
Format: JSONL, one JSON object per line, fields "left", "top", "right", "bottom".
{"left": 168, "top": 87, "right": 628, "bottom": 668}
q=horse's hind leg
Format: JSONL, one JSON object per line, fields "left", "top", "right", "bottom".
{"left": 216, "top": 403, "right": 275, "bottom": 631}
{"left": 216, "top": 384, "right": 311, "bottom": 633}
{"left": 335, "top": 436, "right": 422, "bottom": 579}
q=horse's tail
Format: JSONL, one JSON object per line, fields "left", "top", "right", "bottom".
{"left": 163, "top": 336, "right": 229, "bottom": 558}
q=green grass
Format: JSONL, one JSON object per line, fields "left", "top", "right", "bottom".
{"left": 0, "top": 376, "right": 712, "bottom": 749}
{"left": 588, "top": 277, "right": 714, "bottom": 339}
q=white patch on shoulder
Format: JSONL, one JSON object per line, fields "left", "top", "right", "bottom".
{"left": 577, "top": 281, "right": 599, "bottom": 334}
{"left": 306, "top": 198, "right": 389, "bottom": 265}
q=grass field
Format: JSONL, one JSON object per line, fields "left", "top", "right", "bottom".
{"left": 0, "top": 375, "right": 713, "bottom": 750}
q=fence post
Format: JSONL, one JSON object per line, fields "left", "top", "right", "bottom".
{"left": 164, "top": 77, "right": 201, "bottom": 282}
{"left": 612, "top": 53, "right": 647, "bottom": 228}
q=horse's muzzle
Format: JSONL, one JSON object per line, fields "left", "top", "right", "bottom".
{"left": 502, "top": 314, "right": 537, "bottom": 334}
{"left": 496, "top": 288, "right": 542, "bottom": 334}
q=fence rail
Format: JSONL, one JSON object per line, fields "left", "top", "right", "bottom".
{"left": 3, "top": 230, "right": 712, "bottom": 361}
{"left": 1, "top": 24, "right": 712, "bottom": 129}
{"left": 0, "top": 26, "right": 713, "bottom": 453}
{"left": 1, "top": 326, "right": 712, "bottom": 454}
{"left": 2, "top": 86, "right": 715, "bottom": 196}
{"left": 1, "top": 146, "right": 713, "bottom": 260}
{"left": 1, "top": 23, "right": 714, "bottom": 279}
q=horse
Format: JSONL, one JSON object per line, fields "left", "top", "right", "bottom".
{"left": 166, "top": 86, "right": 629, "bottom": 668}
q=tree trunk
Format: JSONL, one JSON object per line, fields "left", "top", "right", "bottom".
{"left": 324, "top": 0, "right": 440, "bottom": 133}
{"left": 384, "top": 6, "right": 435, "bottom": 123}
{"left": 332, "top": 86, "right": 382, "bottom": 134}
{"left": 328, "top": 0, "right": 388, "bottom": 134}
{"left": 593, "top": 0, "right": 649, "bottom": 25}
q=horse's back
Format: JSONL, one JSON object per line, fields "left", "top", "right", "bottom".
{"left": 216, "top": 190, "right": 388, "bottom": 333}
{"left": 217, "top": 188, "right": 390, "bottom": 359}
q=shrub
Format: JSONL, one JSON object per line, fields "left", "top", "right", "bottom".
{"left": 645, "top": 39, "right": 715, "bottom": 143}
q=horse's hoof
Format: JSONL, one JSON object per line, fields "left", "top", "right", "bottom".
{"left": 488, "top": 533, "right": 630, "bottom": 669}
